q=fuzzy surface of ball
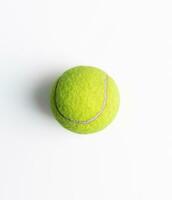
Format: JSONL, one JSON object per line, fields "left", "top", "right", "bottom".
{"left": 50, "top": 66, "right": 120, "bottom": 134}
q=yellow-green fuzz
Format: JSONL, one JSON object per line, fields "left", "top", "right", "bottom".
{"left": 50, "top": 66, "right": 120, "bottom": 134}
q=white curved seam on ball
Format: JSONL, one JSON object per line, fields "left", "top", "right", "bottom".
{"left": 54, "top": 75, "right": 108, "bottom": 125}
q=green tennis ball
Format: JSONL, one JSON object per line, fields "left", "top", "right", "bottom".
{"left": 50, "top": 66, "right": 120, "bottom": 134}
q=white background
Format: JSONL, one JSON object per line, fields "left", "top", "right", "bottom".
{"left": 0, "top": 0, "right": 172, "bottom": 199}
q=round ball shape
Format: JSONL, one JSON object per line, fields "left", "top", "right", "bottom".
{"left": 50, "top": 66, "right": 120, "bottom": 134}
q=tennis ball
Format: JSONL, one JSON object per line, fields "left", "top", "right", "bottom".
{"left": 50, "top": 66, "right": 120, "bottom": 134}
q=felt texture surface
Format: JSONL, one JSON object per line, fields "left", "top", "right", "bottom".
{"left": 50, "top": 66, "right": 120, "bottom": 134}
